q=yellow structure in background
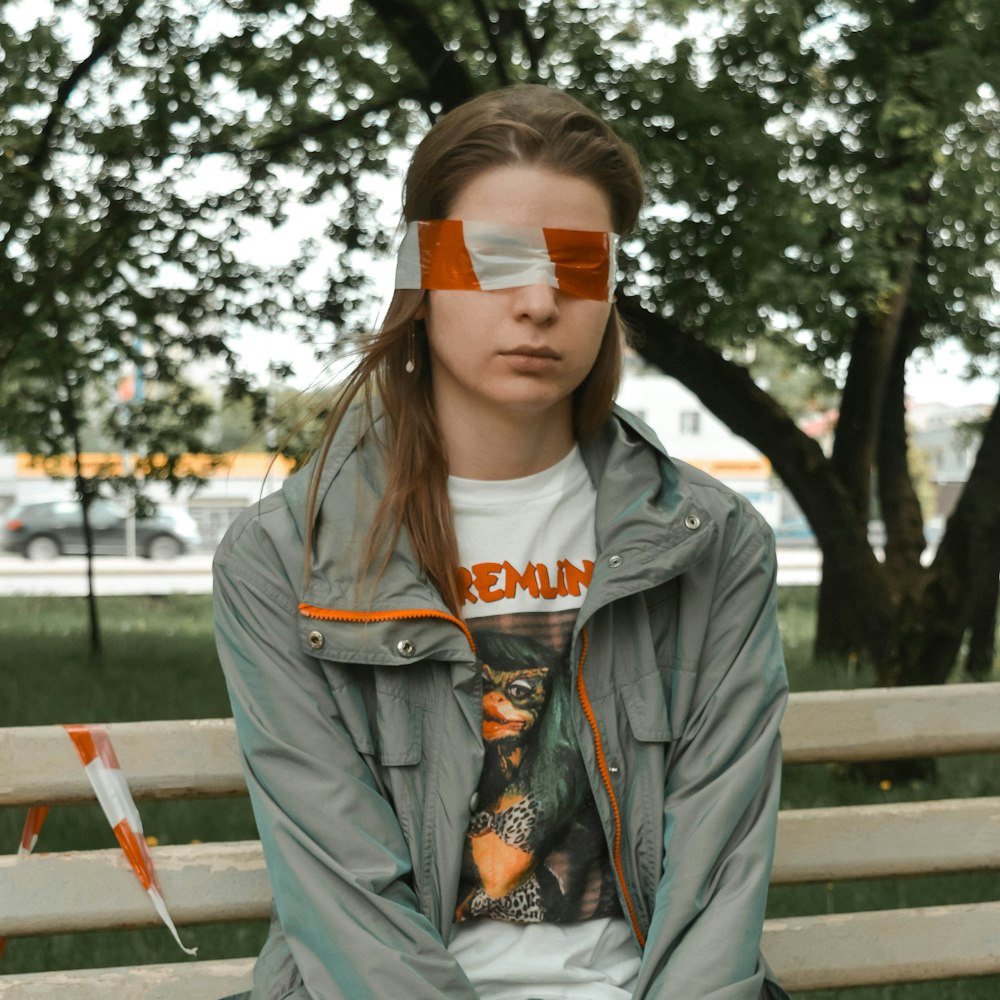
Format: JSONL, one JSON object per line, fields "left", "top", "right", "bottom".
{"left": 685, "top": 457, "right": 772, "bottom": 480}
{"left": 15, "top": 453, "right": 296, "bottom": 480}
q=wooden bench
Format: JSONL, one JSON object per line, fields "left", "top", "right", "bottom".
{"left": 2, "top": 682, "right": 1000, "bottom": 998}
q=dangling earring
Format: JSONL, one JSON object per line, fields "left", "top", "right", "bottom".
{"left": 405, "top": 330, "right": 416, "bottom": 374}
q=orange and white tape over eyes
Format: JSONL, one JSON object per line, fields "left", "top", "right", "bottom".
{"left": 395, "top": 220, "right": 619, "bottom": 301}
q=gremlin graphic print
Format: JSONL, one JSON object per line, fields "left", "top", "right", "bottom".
{"left": 455, "top": 609, "right": 621, "bottom": 924}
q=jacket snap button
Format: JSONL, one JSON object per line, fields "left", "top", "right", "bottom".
{"left": 608, "top": 764, "right": 620, "bottom": 776}
{"left": 307, "top": 630, "right": 324, "bottom": 650}
{"left": 608, "top": 554, "right": 623, "bottom": 569}
{"left": 684, "top": 514, "right": 701, "bottom": 530}
{"left": 397, "top": 639, "right": 416, "bottom": 657}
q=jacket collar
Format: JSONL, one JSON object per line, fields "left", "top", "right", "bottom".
{"left": 575, "top": 404, "right": 716, "bottom": 624}
{"left": 290, "top": 400, "right": 716, "bottom": 662}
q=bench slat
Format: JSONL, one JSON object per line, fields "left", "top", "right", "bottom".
{"left": 3, "top": 684, "right": 1000, "bottom": 805}
{"left": 772, "top": 796, "right": 1000, "bottom": 884}
{"left": 0, "top": 842, "right": 269, "bottom": 936}
{"left": 0, "top": 719, "right": 244, "bottom": 806}
{"left": 0, "top": 958, "right": 254, "bottom": 999}
{"left": 5, "top": 797, "right": 1000, "bottom": 936}
{"left": 781, "top": 682, "right": 1000, "bottom": 763}
{"left": 763, "top": 901, "right": 1000, "bottom": 991}
{"left": 3, "top": 903, "right": 998, "bottom": 995}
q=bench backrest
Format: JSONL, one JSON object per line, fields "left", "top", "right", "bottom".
{"left": 3, "top": 682, "right": 1000, "bottom": 995}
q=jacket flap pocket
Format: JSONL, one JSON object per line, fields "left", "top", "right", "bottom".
{"left": 621, "top": 671, "right": 673, "bottom": 743}
{"left": 318, "top": 665, "right": 423, "bottom": 765}
{"left": 373, "top": 681, "right": 423, "bottom": 766}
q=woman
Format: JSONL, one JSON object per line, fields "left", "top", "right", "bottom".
{"left": 214, "top": 85, "right": 789, "bottom": 1000}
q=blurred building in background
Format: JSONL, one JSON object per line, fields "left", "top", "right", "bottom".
{"left": 615, "top": 359, "right": 782, "bottom": 526}
{"left": 908, "top": 400, "right": 994, "bottom": 518}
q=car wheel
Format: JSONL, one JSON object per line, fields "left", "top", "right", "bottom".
{"left": 145, "top": 534, "right": 183, "bottom": 560}
{"left": 24, "top": 535, "right": 60, "bottom": 560}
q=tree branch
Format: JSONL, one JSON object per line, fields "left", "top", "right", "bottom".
{"left": 363, "top": 0, "right": 478, "bottom": 114}
{"left": 2, "top": 0, "right": 146, "bottom": 256}
{"left": 35, "top": 1, "right": 145, "bottom": 172}
{"left": 876, "top": 302, "right": 926, "bottom": 579}
{"left": 830, "top": 238, "right": 921, "bottom": 518}
{"left": 621, "top": 299, "right": 831, "bottom": 528}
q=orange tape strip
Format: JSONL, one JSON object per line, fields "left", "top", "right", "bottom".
{"left": 545, "top": 227, "right": 613, "bottom": 300}
{"left": 113, "top": 819, "right": 158, "bottom": 892}
{"left": 1, "top": 725, "right": 196, "bottom": 962}
{"left": 19, "top": 805, "right": 49, "bottom": 854}
{"left": 60, "top": 724, "right": 195, "bottom": 954}
{"left": 64, "top": 722, "right": 121, "bottom": 769}
{"left": 420, "top": 220, "right": 481, "bottom": 292}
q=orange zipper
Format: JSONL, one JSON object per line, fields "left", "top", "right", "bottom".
{"left": 298, "top": 603, "right": 477, "bottom": 654}
{"left": 575, "top": 626, "right": 646, "bottom": 947}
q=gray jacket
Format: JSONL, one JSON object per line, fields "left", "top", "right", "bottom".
{"left": 214, "top": 404, "right": 789, "bottom": 999}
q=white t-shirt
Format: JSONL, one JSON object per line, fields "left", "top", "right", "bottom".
{"left": 446, "top": 446, "right": 641, "bottom": 1000}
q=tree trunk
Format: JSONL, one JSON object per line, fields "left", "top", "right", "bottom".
{"left": 816, "top": 237, "right": 921, "bottom": 662}
{"left": 74, "top": 464, "right": 102, "bottom": 658}
{"left": 814, "top": 564, "right": 889, "bottom": 664}
{"left": 62, "top": 379, "right": 102, "bottom": 657}
{"left": 965, "top": 563, "right": 999, "bottom": 680}
{"left": 619, "top": 295, "right": 999, "bottom": 691}
{"left": 867, "top": 308, "right": 927, "bottom": 684}
{"left": 829, "top": 314, "right": 885, "bottom": 519}
{"left": 876, "top": 308, "right": 926, "bottom": 582}
{"left": 881, "top": 390, "right": 1000, "bottom": 686}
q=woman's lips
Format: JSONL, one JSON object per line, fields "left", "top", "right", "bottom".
{"left": 501, "top": 345, "right": 559, "bottom": 358}
{"left": 499, "top": 346, "right": 560, "bottom": 371}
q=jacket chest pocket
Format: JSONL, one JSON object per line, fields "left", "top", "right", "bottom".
{"left": 591, "top": 589, "right": 679, "bottom": 744}
{"left": 322, "top": 663, "right": 425, "bottom": 767}
{"left": 370, "top": 673, "right": 424, "bottom": 766}
{"left": 620, "top": 669, "right": 673, "bottom": 744}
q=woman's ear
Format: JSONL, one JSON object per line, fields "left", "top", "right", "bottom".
{"left": 415, "top": 292, "right": 428, "bottom": 321}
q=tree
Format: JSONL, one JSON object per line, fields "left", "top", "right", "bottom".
{"left": 0, "top": 0, "right": 320, "bottom": 651}
{"left": 3, "top": 0, "right": 997, "bottom": 681}
{"left": 609, "top": 0, "right": 1000, "bottom": 685}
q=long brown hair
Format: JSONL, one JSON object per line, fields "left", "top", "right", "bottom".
{"left": 306, "top": 86, "right": 644, "bottom": 615}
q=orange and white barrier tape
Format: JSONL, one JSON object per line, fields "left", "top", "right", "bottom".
{"left": 16, "top": 805, "right": 49, "bottom": 855}
{"left": 0, "top": 807, "right": 50, "bottom": 959}
{"left": 0, "top": 725, "right": 196, "bottom": 961}
{"left": 395, "top": 219, "right": 618, "bottom": 301}
{"left": 62, "top": 723, "right": 196, "bottom": 955}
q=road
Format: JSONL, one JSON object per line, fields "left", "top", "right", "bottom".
{"left": 0, "top": 554, "right": 216, "bottom": 597}
{"left": 0, "top": 549, "right": 825, "bottom": 596}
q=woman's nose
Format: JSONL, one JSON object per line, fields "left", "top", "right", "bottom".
{"left": 513, "top": 282, "right": 559, "bottom": 325}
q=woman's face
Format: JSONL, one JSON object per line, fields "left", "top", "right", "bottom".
{"left": 420, "top": 165, "right": 615, "bottom": 437}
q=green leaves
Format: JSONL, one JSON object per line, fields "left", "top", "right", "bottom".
{"left": 2, "top": 0, "right": 998, "bottom": 473}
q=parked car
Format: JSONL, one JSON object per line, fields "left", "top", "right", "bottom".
{"left": 1, "top": 498, "right": 201, "bottom": 560}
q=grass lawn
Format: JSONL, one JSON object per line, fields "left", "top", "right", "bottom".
{"left": 1, "top": 590, "right": 998, "bottom": 996}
